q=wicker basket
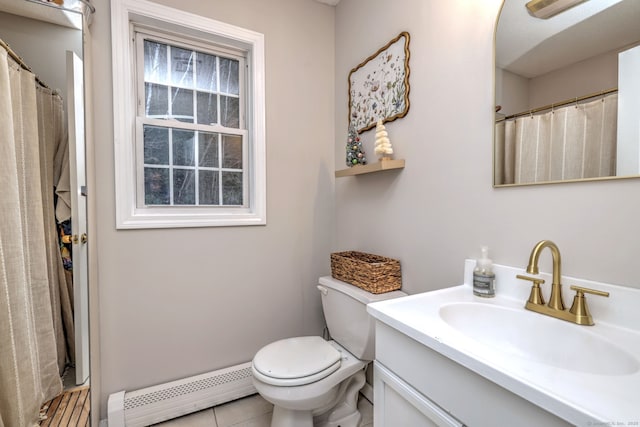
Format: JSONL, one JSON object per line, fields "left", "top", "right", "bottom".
{"left": 330, "top": 251, "right": 402, "bottom": 294}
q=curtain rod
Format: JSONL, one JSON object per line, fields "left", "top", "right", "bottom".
{"left": 0, "top": 38, "right": 51, "bottom": 90}
{"left": 496, "top": 88, "right": 618, "bottom": 122}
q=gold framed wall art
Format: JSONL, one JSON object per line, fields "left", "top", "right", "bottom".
{"left": 348, "top": 32, "right": 410, "bottom": 133}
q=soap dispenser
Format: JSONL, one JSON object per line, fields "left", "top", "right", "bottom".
{"left": 473, "top": 246, "right": 495, "bottom": 297}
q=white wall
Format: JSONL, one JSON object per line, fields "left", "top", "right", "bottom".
{"left": 528, "top": 48, "right": 618, "bottom": 108}
{"left": 495, "top": 68, "right": 528, "bottom": 116}
{"left": 496, "top": 48, "right": 619, "bottom": 117}
{"left": 0, "top": 12, "right": 82, "bottom": 108}
{"left": 90, "top": 0, "right": 335, "bottom": 415}
{"left": 334, "top": 0, "right": 640, "bottom": 299}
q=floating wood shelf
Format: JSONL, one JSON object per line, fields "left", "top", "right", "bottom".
{"left": 335, "top": 159, "right": 405, "bottom": 178}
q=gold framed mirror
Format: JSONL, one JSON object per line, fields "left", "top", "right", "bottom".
{"left": 494, "top": 0, "right": 640, "bottom": 187}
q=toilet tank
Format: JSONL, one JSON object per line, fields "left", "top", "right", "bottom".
{"left": 317, "top": 276, "right": 406, "bottom": 361}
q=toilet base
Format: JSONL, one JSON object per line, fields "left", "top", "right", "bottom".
{"left": 268, "top": 369, "right": 365, "bottom": 427}
{"left": 314, "top": 370, "right": 365, "bottom": 427}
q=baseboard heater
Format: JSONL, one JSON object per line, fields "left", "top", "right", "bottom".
{"left": 107, "top": 362, "right": 256, "bottom": 426}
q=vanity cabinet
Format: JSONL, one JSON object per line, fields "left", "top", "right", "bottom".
{"left": 374, "top": 362, "right": 464, "bottom": 427}
{"left": 373, "top": 322, "right": 571, "bottom": 427}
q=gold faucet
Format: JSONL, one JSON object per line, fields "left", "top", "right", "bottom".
{"left": 516, "top": 240, "right": 609, "bottom": 325}
{"left": 526, "top": 240, "right": 565, "bottom": 310}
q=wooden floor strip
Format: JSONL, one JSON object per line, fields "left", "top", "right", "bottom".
{"left": 40, "top": 386, "right": 90, "bottom": 427}
{"left": 40, "top": 394, "right": 62, "bottom": 427}
{"left": 69, "top": 388, "right": 90, "bottom": 427}
{"left": 48, "top": 390, "right": 72, "bottom": 426}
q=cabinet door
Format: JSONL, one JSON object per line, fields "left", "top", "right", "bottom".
{"left": 374, "top": 362, "right": 464, "bottom": 427}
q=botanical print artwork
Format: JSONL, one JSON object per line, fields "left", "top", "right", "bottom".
{"left": 349, "top": 32, "right": 410, "bottom": 133}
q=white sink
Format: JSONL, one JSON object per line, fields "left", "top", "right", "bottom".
{"left": 439, "top": 302, "right": 639, "bottom": 376}
{"left": 367, "top": 260, "right": 640, "bottom": 424}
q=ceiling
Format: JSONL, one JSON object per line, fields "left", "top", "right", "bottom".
{"left": 496, "top": 0, "right": 640, "bottom": 78}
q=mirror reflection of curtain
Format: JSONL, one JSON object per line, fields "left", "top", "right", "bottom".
{"left": 37, "top": 84, "right": 76, "bottom": 372}
{"left": 495, "top": 93, "right": 618, "bottom": 184}
{"left": 0, "top": 47, "right": 71, "bottom": 426}
{"left": 494, "top": 119, "right": 516, "bottom": 185}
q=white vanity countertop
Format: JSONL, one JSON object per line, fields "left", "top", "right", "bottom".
{"left": 367, "top": 260, "right": 640, "bottom": 425}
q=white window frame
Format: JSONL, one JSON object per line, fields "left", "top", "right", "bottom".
{"left": 111, "top": 0, "right": 266, "bottom": 228}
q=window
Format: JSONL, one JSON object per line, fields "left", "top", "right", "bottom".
{"left": 111, "top": 0, "right": 265, "bottom": 228}
{"left": 137, "top": 33, "right": 247, "bottom": 207}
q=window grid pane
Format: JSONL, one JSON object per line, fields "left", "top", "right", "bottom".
{"left": 143, "top": 39, "right": 241, "bottom": 123}
{"left": 143, "top": 126, "right": 243, "bottom": 207}
{"left": 140, "top": 34, "right": 246, "bottom": 209}
{"left": 173, "top": 169, "right": 196, "bottom": 205}
{"left": 219, "top": 57, "right": 239, "bottom": 95}
{"left": 145, "top": 83, "right": 169, "bottom": 117}
{"left": 143, "top": 125, "right": 169, "bottom": 165}
{"left": 221, "top": 171, "right": 243, "bottom": 206}
{"left": 196, "top": 51, "right": 217, "bottom": 92}
{"left": 144, "top": 40, "right": 168, "bottom": 84}
{"left": 144, "top": 167, "right": 170, "bottom": 205}
{"left": 170, "top": 46, "right": 194, "bottom": 88}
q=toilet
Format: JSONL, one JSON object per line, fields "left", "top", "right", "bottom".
{"left": 251, "top": 276, "right": 407, "bottom": 427}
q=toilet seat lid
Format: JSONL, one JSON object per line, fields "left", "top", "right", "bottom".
{"left": 253, "top": 336, "right": 341, "bottom": 385}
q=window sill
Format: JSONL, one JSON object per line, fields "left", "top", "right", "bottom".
{"left": 116, "top": 209, "right": 266, "bottom": 229}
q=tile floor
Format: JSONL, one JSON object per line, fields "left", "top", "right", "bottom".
{"left": 154, "top": 393, "right": 374, "bottom": 427}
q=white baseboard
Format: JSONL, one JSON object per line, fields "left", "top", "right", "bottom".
{"left": 107, "top": 362, "right": 255, "bottom": 426}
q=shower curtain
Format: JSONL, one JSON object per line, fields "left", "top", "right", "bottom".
{"left": 495, "top": 93, "right": 618, "bottom": 185}
{"left": 0, "top": 47, "right": 71, "bottom": 426}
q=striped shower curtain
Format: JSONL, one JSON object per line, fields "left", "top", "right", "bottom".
{"left": 495, "top": 93, "right": 618, "bottom": 185}
{"left": 0, "top": 48, "right": 66, "bottom": 426}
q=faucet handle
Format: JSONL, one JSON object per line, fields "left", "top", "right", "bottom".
{"left": 516, "top": 274, "right": 546, "bottom": 305}
{"left": 569, "top": 285, "right": 610, "bottom": 326}
{"left": 569, "top": 285, "right": 610, "bottom": 298}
